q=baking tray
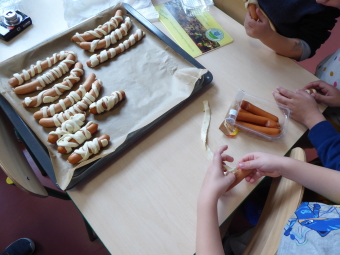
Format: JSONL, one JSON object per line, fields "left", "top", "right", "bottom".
{"left": 0, "top": 3, "right": 213, "bottom": 190}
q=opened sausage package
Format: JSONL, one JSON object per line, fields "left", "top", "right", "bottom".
{"left": 219, "top": 89, "right": 290, "bottom": 141}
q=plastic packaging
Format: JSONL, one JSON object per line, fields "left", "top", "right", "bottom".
{"left": 179, "top": 0, "right": 214, "bottom": 17}
{"left": 224, "top": 90, "right": 290, "bottom": 141}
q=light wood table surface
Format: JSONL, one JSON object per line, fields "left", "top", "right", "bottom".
{"left": 1, "top": 1, "right": 318, "bottom": 254}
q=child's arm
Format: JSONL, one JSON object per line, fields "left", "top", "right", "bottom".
{"left": 196, "top": 145, "right": 236, "bottom": 255}
{"left": 316, "top": 0, "right": 340, "bottom": 8}
{"left": 244, "top": 9, "right": 304, "bottom": 60}
{"left": 237, "top": 152, "right": 340, "bottom": 204}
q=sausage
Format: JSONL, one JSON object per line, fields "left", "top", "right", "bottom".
{"left": 226, "top": 168, "right": 253, "bottom": 191}
{"left": 71, "top": 10, "right": 123, "bottom": 43}
{"left": 13, "top": 52, "right": 77, "bottom": 95}
{"left": 236, "top": 111, "right": 280, "bottom": 128}
{"left": 39, "top": 79, "right": 102, "bottom": 127}
{"left": 89, "top": 90, "right": 125, "bottom": 114}
{"left": 22, "top": 62, "right": 84, "bottom": 107}
{"left": 240, "top": 100, "right": 279, "bottom": 122}
{"left": 248, "top": 3, "right": 258, "bottom": 20}
{"left": 79, "top": 17, "right": 132, "bottom": 52}
{"left": 67, "top": 134, "right": 110, "bottom": 164}
{"left": 57, "top": 122, "right": 98, "bottom": 154}
{"left": 47, "top": 113, "right": 86, "bottom": 144}
{"left": 87, "top": 29, "right": 145, "bottom": 68}
{"left": 8, "top": 51, "right": 75, "bottom": 87}
{"left": 237, "top": 121, "right": 281, "bottom": 136}
{"left": 33, "top": 73, "right": 97, "bottom": 119}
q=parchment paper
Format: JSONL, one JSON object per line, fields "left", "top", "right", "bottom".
{"left": 0, "top": 3, "right": 207, "bottom": 190}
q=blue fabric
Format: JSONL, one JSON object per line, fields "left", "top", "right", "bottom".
{"left": 308, "top": 120, "right": 340, "bottom": 171}
{"left": 258, "top": 0, "right": 340, "bottom": 59}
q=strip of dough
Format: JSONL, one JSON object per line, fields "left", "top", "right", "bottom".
{"left": 33, "top": 73, "right": 97, "bottom": 120}
{"left": 87, "top": 29, "right": 145, "bottom": 68}
{"left": 201, "top": 100, "right": 214, "bottom": 161}
{"left": 9, "top": 51, "right": 75, "bottom": 87}
{"left": 79, "top": 17, "right": 132, "bottom": 52}
{"left": 23, "top": 62, "right": 84, "bottom": 107}
{"left": 71, "top": 10, "right": 124, "bottom": 44}
{"left": 14, "top": 51, "right": 78, "bottom": 95}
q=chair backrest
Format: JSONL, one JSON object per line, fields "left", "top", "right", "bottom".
{"left": 0, "top": 108, "right": 48, "bottom": 197}
{"left": 242, "top": 147, "right": 305, "bottom": 255}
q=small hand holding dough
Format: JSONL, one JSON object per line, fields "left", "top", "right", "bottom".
{"left": 68, "top": 135, "right": 110, "bottom": 164}
{"left": 89, "top": 90, "right": 125, "bottom": 114}
{"left": 47, "top": 113, "right": 86, "bottom": 143}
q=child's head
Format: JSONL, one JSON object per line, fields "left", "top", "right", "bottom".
{"left": 316, "top": 0, "right": 340, "bottom": 9}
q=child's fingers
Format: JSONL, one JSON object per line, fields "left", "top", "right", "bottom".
{"left": 221, "top": 154, "right": 234, "bottom": 163}
{"left": 256, "top": 8, "right": 267, "bottom": 21}
{"left": 213, "top": 145, "right": 229, "bottom": 161}
{"left": 275, "top": 86, "right": 296, "bottom": 98}
{"left": 272, "top": 91, "right": 290, "bottom": 106}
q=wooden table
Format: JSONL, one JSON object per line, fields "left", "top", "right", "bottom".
{"left": 1, "top": 1, "right": 317, "bottom": 254}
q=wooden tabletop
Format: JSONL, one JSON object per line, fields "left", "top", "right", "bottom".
{"left": 1, "top": 1, "right": 318, "bottom": 254}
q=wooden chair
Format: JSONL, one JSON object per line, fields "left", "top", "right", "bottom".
{"left": 242, "top": 147, "right": 305, "bottom": 254}
{"left": 0, "top": 107, "right": 97, "bottom": 241}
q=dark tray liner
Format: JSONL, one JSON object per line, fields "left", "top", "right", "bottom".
{"left": 0, "top": 3, "right": 213, "bottom": 190}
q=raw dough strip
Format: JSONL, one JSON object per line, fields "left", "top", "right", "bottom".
{"left": 47, "top": 113, "right": 86, "bottom": 144}
{"left": 57, "top": 121, "right": 98, "bottom": 153}
{"left": 68, "top": 135, "right": 110, "bottom": 164}
{"left": 23, "top": 62, "right": 84, "bottom": 107}
{"left": 39, "top": 80, "right": 102, "bottom": 127}
{"left": 89, "top": 90, "right": 125, "bottom": 114}
{"left": 87, "top": 29, "right": 145, "bottom": 68}
{"left": 79, "top": 17, "right": 132, "bottom": 52}
{"left": 9, "top": 51, "right": 73, "bottom": 87}
{"left": 71, "top": 10, "right": 124, "bottom": 44}
{"left": 14, "top": 52, "right": 78, "bottom": 95}
{"left": 201, "top": 100, "right": 214, "bottom": 161}
{"left": 33, "top": 73, "right": 97, "bottom": 120}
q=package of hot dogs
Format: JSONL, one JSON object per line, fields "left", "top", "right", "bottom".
{"left": 219, "top": 90, "right": 290, "bottom": 141}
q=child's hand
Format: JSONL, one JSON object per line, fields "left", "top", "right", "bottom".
{"left": 244, "top": 8, "right": 273, "bottom": 40}
{"left": 199, "top": 145, "right": 236, "bottom": 202}
{"left": 304, "top": 80, "right": 340, "bottom": 107}
{"left": 237, "top": 152, "right": 284, "bottom": 183}
{"left": 316, "top": 0, "right": 340, "bottom": 9}
{"left": 272, "top": 86, "right": 326, "bottom": 129}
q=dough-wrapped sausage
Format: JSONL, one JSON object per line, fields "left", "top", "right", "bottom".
{"left": 226, "top": 168, "right": 253, "bottom": 191}
{"left": 89, "top": 90, "right": 125, "bottom": 114}
{"left": 57, "top": 122, "right": 98, "bottom": 153}
{"left": 68, "top": 135, "right": 110, "bottom": 164}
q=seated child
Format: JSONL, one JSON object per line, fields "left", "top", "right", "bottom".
{"left": 196, "top": 145, "right": 340, "bottom": 255}
{"left": 243, "top": 0, "right": 340, "bottom": 61}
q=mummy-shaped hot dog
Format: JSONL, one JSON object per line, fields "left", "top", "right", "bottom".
{"left": 13, "top": 51, "right": 78, "bottom": 95}
{"left": 79, "top": 17, "right": 132, "bottom": 52}
{"left": 68, "top": 135, "right": 110, "bottom": 164}
{"left": 9, "top": 51, "right": 76, "bottom": 87}
{"left": 87, "top": 29, "right": 145, "bottom": 68}
{"left": 71, "top": 10, "right": 123, "bottom": 44}
{"left": 23, "top": 62, "right": 84, "bottom": 107}
{"left": 39, "top": 80, "right": 102, "bottom": 127}
{"left": 89, "top": 90, "right": 125, "bottom": 114}
{"left": 57, "top": 122, "right": 98, "bottom": 154}
{"left": 47, "top": 113, "right": 86, "bottom": 144}
{"left": 33, "top": 73, "right": 97, "bottom": 120}
{"left": 245, "top": 0, "right": 259, "bottom": 20}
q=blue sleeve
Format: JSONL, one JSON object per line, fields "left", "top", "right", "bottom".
{"left": 308, "top": 121, "right": 340, "bottom": 171}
